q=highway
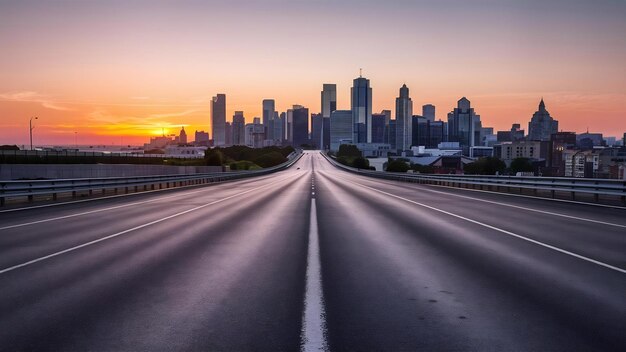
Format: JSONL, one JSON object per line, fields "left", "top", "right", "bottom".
{"left": 0, "top": 151, "right": 624, "bottom": 351}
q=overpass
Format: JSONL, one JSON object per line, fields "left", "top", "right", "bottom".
{"left": 0, "top": 151, "right": 624, "bottom": 351}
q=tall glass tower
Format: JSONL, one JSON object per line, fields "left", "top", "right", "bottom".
{"left": 395, "top": 84, "right": 413, "bottom": 151}
{"left": 351, "top": 74, "right": 372, "bottom": 143}
{"left": 262, "top": 99, "right": 275, "bottom": 141}
{"left": 211, "top": 94, "right": 226, "bottom": 147}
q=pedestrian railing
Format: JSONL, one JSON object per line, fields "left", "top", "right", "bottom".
{"left": 0, "top": 152, "right": 302, "bottom": 206}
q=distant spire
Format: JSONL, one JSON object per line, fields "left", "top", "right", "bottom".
{"left": 359, "top": 68, "right": 362, "bottom": 78}
{"left": 539, "top": 97, "right": 545, "bottom": 110}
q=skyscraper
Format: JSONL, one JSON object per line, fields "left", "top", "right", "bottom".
{"left": 322, "top": 117, "right": 330, "bottom": 150}
{"left": 330, "top": 110, "right": 353, "bottom": 152}
{"left": 262, "top": 99, "right": 275, "bottom": 140}
{"left": 395, "top": 84, "right": 413, "bottom": 151}
{"left": 351, "top": 75, "right": 372, "bottom": 143}
{"left": 211, "top": 94, "right": 226, "bottom": 146}
{"left": 232, "top": 111, "right": 246, "bottom": 146}
{"left": 292, "top": 105, "right": 309, "bottom": 148}
{"left": 422, "top": 104, "right": 435, "bottom": 122}
{"left": 224, "top": 122, "right": 232, "bottom": 146}
{"left": 178, "top": 126, "right": 187, "bottom": 144}
{"left": 274, "top": 111, "right": 284, "bottom": 144}
{"left": 380, "top": 109, "right": 392, "bottom": 145}
{"left": 321, "top": 84, "right": 337, "bottom": 118}
{"left": 371, "top": 113, "right": 386, "bottom": 144}
{"left": 311, "top": 113, "right": 323, "bottom": 149}
{"left": 447, "top": 97, "right": 481, "bottom": 156}
{"left": 528, "top": 99, "right": 558, "bottom": 141}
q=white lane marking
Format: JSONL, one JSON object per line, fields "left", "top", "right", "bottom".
{"left": 0, "top": 175, "right": 283, "bottom": 231}
{"left": 0, "top": 174, "right": 298, "bottom": 275}
{"left": 319, "top": 153, "right": 626, "bottom": 210}
{"left": 349, "top": 174, "right": 626, "bottom": 229}
{"left": 0, "top": 171, "right": 281, "bottom": 214}
{"left": 341, "top": 177, "right": 626, "bottom": 275}
{"left": 413, "top": 186, "right": 626, "bottom": 229}
{"left": 300, "top": 198, "right": 329, "bottom": 352}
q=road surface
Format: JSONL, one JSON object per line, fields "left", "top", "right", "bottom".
{"left": 0, "top": 151, "right": 624, "bottom": 351}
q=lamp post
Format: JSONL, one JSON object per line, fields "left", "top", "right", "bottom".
{"left": 30, "top": 116, "right": 38, "bottom": 150}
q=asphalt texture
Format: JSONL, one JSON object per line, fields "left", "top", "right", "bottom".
{"left": 0, "top": 151, "right": 624, "bottom": 351}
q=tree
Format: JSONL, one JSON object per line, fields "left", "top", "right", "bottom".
{"left": 337, "top": 144, "right": 361, "bottom": 158}
{"left": 254, "top": 151, "right": 286, "bottom": 168}
{"left": 411, "top": 163, "right": 434, "bottom": 174}
{"left": 510, "top": 157, "right": 534, "bottom": 174}
{"left": 205, "top": 148, "right": 224, "bottom": 166}
{"left": 352, "top": 156, "right": 370, "bottom": 169}
{"left": 386, "top": 159, "right": 410, "bottom": 173}
{"left": 464, "top": 157, "right": 506, "bottom": 175}
{"left": 336, "top": 156, "right": 350, "bottom": 166}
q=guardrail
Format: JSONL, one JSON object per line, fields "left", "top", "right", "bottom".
{"left": 0, "top": 152, "right": 302, "bottom": 206}
{"left": 322, "top": 153, "right": 626, "bottom": 206}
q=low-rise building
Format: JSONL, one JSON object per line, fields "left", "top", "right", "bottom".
{"left": 494, "top": 140, "right": 542, "bottom": 166}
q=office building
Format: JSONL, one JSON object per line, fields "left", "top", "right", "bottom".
{"left": 413, "top": 117, "right": 446, "bottom": 149}
{"left": 351, "top": 75, "right": 372, "bottom": 143}
{"left": 232, "top": 111, "right": 246, "bottom": 146}
{"left": 330, "top": 110, "right": 353, "bottom": 152}
{"left": 395, "top": 84, "right": 413, "bottom": 151}
{"left": 380, "top": 110, "right": 392, "bottom": 145}
{"left": 211, "top": 94, "right": 226, "bottom": 146}
{"left": 292, "top": 106, "right": 309, "bottom": 148}
{"left": 245, "top": 117, "right": 265, "bottom": 148}
{"left": 273, "top": 111, "right": 283, "bottom": 144}
{"left": 178, "top": 127, "right": 187, "bottom": 144}
{"left": 388, "top": 119, "right": 397, "bottom": 150}
{"left": 494, "top": 140, "right": 542, "bottom": 166}
{"left": 528, "top": 99, "right": 558, "bottom": 141}
{"left": 371, "top": 113, "right": 387, "bottom": 144}
{"left": 225, "top": 122, "right": 232, "bottom": 146}
{"left": 447, "top": 97, "right": 481, "bottom": 156}
{"left": 321, "top": 84, "right": 337, "bottom": 118}
{"left": 497, "top": 123, "right": 525, "bottom": 142}
{"left": 322, "top": 117, "right": 330, "bottom": 150}
{"left": 422, "top": 104, "right": 435, "bottom": 122}
{"left": 194, "top": 130, "right": 209, "bottom": 146}
{"left": 311, "top": 113, "right": 323, "bottom": 149}
{"left": 577, "top": 132, "right": 604, "bottom": 149}
{"left": 262, "top": 99, "right": 275, "bottom": 140}
{"left": 548, "top": 131, "right": 577, "bottom": 176}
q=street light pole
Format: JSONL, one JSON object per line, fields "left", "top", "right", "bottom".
{"left": 29, "top": 116, "right": 38, "bottom": 150}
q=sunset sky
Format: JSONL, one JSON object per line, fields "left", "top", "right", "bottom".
{"left": 1, "top": 0, "right": 625, "bottom": 146}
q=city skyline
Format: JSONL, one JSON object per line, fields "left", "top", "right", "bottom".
{"left": 1, "top": 0, "right": 625, "bottom": 145}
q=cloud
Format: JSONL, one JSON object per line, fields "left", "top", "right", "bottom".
{"left": 0, "top": 91, "right": 74, "bottom": 111}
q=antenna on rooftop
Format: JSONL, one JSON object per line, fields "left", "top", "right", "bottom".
{"left": 359, "top": 68, "right": 362, "bottom": 78}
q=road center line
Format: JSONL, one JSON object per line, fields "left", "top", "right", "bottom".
{"left": 336, "top": 175, "right": 626, "bottom": 275}
{"left": 0, "top": 173, "right": 299, "bottom": 275}
{"left": 300, "top": 198, "right": 329, "bottom": 352}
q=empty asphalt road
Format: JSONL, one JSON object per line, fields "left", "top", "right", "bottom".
{"left": 0, "top": 151, "right": 624, "bottom": 351}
